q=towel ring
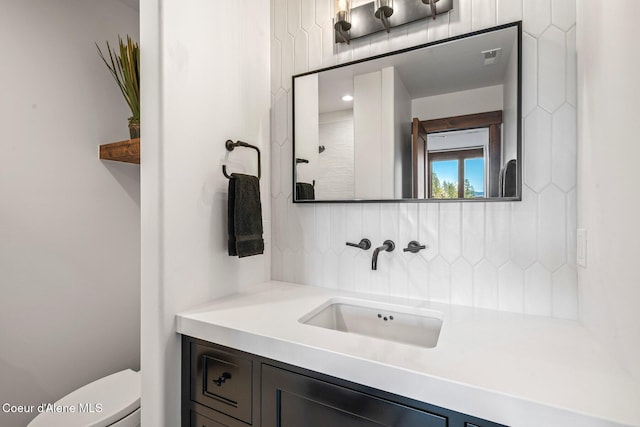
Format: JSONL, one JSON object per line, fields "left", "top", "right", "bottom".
{"left": 222, "top": 139, "right": 261, "bottom": 179}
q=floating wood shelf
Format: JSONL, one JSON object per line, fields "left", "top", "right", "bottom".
{"left": 99, "top": 138, "right": 140, "bottom": 164}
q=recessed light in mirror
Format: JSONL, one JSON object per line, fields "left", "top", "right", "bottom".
{"left": 342, "top": 94, "right": 354, "bottom": 102}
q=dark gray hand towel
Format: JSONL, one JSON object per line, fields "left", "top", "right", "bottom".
{"left": 296, "top": 182, "right": 315, "bottom": 200}
{"left": 499, "top": 159, "right": 517, "bottom": 198}
{"left": 228, "top": 173, "right": 264, "bottom": 257}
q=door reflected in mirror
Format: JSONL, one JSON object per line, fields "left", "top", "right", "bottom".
{"left": 293, "top": 22, "right": 521, "bottom": 202}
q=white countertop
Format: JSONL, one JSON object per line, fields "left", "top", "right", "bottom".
{"left": 176, "top": 281, "right": 640, "bottom": 427}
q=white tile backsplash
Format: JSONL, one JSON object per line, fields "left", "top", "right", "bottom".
{"left": 471, "top": 0, "right": 497, "bottom": 30}
{"left": 270, "top": 0, "right": 578, "bottom": 318}
{"left": 273, "top": 0, "right": 288, "bottom": 41}
{"left": 552, "top": 264, "right": 578, "bottom": 319}
{"left": 539, "top": 26, "right": 567, "bottom": 113}
{"left": 552, "top": 104, "right": 577, "bottom": 191}
{"left": 498, "top": 261, "right": 525, "bottom": 312}
{"left": 462, "top": 203, "right": 486, "bottom": 265}
{"left": 308, "top": 25, "right": 323, "bottom": 71}
{"left": 565, "top": 26, "right": 577, "bottom": 106}
{"left": 497, "top": 0, "right": 523, "bottom": 25}
{"left": 323, "top": 250, "right": 340, "bottom": 289}
{"left": 484, "top": 202, "right": 511, "bottom": 266}
{"left": 521, "top": 33, "right": 538, "bottom": 117}
{"left": 524, "top": 107, "right": 552, "bottom": 192}
{"left": 389, "top": 257, "right": 409, "bottom": 297}
{"left": 429, "top": 256, "right": 451, "bottom": 303}
{"left": 408, "top": 256, "right": 430, "bottom": 300}
{"left": 315, "top": 204, "right": 331, "bottom": 252}
{"left": 273, "top": 89, "right": 288, "bottom": 146}
{"left": 551, "top": 0, "right": 576, "bottom": 31}
{"left": 449, "top": 0, "right": 472, "bottom": 37}
{"left": 451, "top": 258, "right": 474, "bottom": 306}
{"left": 523, "top": 0, "right": 552, "bottom": 37}
{"left": 294, "top": 29, "right": 309, "bottom": 74}
{"left": 271, "top": 37, "right": 282, "bottom": 94}
{"left": 419, "top": 202, "right": 440, "bottom": 262}
{"left": 474, "top": 259, "right": 499, "bottom": 309}
{"left": 439, "top": 203, "right": 462, "bottom": 263}
{"left": 510, "top": 185, "right": 539, "bottom": 269}
{"left": 338, "top": 250, "right": 356, "bottom": 290}
{"left": 271, "top": 142, "right": 282, "bottom": 196}
{"left": 287, "top": 0, "right": 301, "bottom": 35}
{"left": 329, "top": 204, "right": 347, "bottom": 254}
{"left": 301, "top": 0, "right": 315, "bottom": 31}
{"left": 524, "top": 262, "right": 553, "bottom": 316}
{"left": 538, "top": 185, "right": 567, "bottom": 271}
{"left": 428, "top": 12, "right": 451, "bottom": 41}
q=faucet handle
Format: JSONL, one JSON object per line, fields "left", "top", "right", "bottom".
{"left": 346, "top": 239, "right": 371, "bottom": 250}
{"left": 403, "top": 240, "right": 427, "bottom": 253}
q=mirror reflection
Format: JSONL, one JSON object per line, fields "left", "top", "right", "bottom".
{"left": 293, "top": 22, "right": 521, "bottom": 202}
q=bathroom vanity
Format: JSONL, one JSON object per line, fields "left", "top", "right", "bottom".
{"left": 182, "top": 336, "right": 504, "bottom": 427}
{"left": 177, "top": 281, "right": 640, "bottom": 427}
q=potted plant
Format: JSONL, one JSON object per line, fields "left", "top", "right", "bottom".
{"left": 97, "top": 36, "right": 140, "bottom": 139}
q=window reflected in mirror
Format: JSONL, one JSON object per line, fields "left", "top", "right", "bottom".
{"left": 427, "top": 140, "right": 485, "bottom": 199}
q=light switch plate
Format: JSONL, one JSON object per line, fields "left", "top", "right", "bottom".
{"left": 576, "top": 229, "right": 587, "bottom": 267}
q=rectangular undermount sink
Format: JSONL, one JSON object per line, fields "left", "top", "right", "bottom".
{"left": 299, "top": 298, "right": 443, "bottom": 348}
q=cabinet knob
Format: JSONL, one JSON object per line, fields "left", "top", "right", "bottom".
{"left": 213, "top": 372, "right": 231, "bottom": 386}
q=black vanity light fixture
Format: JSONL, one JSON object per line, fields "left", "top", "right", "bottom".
{"left": 334, "top": 0, "right": 352, "bottom": 44}
{"left": 421, "top": 0, "right": 439, "bottom": 19}
{"left": 334, "top": 0, "right": 453, "bottom": 44}
{"left": 374, "top": 0, "right": 394, "bottom": 33}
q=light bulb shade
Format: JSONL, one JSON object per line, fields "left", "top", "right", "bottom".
{"left": 422, "top": 0, "right": 440, "bottom": 19}
{"left": 334, "top": 0, "right": 351, "bottom": 29}
{"left": 374, "top": 0, "right": 394, "bottom": 18}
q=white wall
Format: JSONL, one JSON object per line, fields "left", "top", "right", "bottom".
{"left": 318, "top": 110, "right": 355, "bottom": 199}
{"left": 294, "top": 74, "right": 320, "bottom": 184}
{"left": 412, "top": 85, "right": 504, "bottom": 120}
{"left": 0, "top": 1, "right": 140, "bottom": 426}
{"left": 577, "top": 0, "right": 640, "bottom": 380}
{"left": 354, "top": 70, "right": 385, "bottom": 198}
{"left": 353, "top": 67, "right": 398, "bottom": 199}
{"left": 271, "top": 0, "right": 578, "bottom": 318}
{"left": 140, "top": 0, "right": 270, "bottom": 425}
{"left": 391, "top": 69, "right": 412, "bottom": 198}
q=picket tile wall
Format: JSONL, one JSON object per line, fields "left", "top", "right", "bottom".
{"left": 270, "top": 0, "right": 577, "bottom": 318}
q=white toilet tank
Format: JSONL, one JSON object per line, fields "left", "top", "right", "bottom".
{"left": 27, "top": 369, "right": 140, "bottom": 427}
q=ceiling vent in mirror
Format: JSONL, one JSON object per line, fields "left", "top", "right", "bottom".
{"left": 482, "top": 48, "right": 502, "bottom": 65}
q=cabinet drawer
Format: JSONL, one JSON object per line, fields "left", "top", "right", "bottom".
{"left": 191, "top": 410, "right": 231, "bottom": 427}
{"left": 191, "top": 342, "right": 253, "bottom": 424}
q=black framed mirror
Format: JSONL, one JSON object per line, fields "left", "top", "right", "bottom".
{"left": 293, "top": 21, "right": 521, "bottom": 203}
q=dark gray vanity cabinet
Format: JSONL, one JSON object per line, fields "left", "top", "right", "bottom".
{"left": 261, "top": 364, "right": 446, "bottom": 427}
{"left": 182, "top": 336, "right": 508, "bottom": 427}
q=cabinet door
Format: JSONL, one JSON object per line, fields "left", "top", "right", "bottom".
{"left": 261, "top": 365, "right": 447, "bottom": 427}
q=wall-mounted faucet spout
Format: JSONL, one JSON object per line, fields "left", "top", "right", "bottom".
{"left": 372, "top": 240, "right": 395, "bottom": 270}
